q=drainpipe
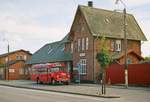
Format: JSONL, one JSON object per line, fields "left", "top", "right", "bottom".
{"left": 93, "top": 37, "right": 95, "bottom": 83}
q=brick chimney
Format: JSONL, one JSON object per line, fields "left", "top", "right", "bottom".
{"left": 88, "top": 1, "right": 93, "bottom": 7}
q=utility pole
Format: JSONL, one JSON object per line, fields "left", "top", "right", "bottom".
{"left": 123, "top": 8, "right": 128, "bottom": 88}
{"left": 7, "top": 43, "right": 10, "bottom": 81}
{"left": 3, "top": 38, "right": 10, "bottom": 81}
{"left": 115, "top": 0, "right": 128, "bottom": 88}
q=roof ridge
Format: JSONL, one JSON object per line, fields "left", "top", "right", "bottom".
{"left": 79, "top": 5, "right": 133, "bottom": 16}
{"left": 0, "top": 49, "right": 31, "bottom": 58}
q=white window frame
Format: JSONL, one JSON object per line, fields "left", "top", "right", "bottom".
{"left": 110, "top": 40, "right": 115, "bottom": 51}
{"left": 48, "top": 49, "right": 53, "bottom": 54}
{"left": 71, "top": 42, "right": 73, "bottom": 53}
{"left": 19, "top": 68, "right": 24, "bottom": 75}
{"left": 115, "top": 40, "right": 121, "bottom": 52}
{"left": 79, "top": 59, "right": 87, "bottom": 75}
{"left": 78, "top": 39, "right": 81, "bottom": 52}
{"left": 5, "top": 57, "right": 8, "bottom": 62}
{"left": 16, "top": 56, "right": 23, "bottom": 60}
{"left": 86, "top": 37, "right": 89, "bottom": 50}
{"left": 24, "top": 55, "right": 27, "bottom": 60}
{"left": 82, "top": 38, "right": 85, "bottom": 51}
{"left": 25, "top": 68, "right": 29, "bottom": 75}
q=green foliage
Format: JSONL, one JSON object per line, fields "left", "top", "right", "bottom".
{"left": 144, "top": 56, "right": 150, "bottom": 62}
{"left": 96, "top": 51, "right": 111, "bottom": 69}
{"left": 0, "top": 64, "right": 5, "bottom": 68}
{"left": 96, "top": 36, "right": 112, "bottom": 69}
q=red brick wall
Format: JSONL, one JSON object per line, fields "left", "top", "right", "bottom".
{"left": 69, "top": 8, "right": 142, "bottom": 82}
{"left": 127, "top": 40, "right": 141, "bottom": 54}
{"left": 119, "top": 52, "right": 141, "bottom": 64}
{"left": 69, "top": 9, "right": 94, "bottom": 81}
{"left": 94, "top": 38, "right": 142, "bottom": 81}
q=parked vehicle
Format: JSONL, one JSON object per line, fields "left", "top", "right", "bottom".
{"left": 31, "top": 63, "right": 70, "bottom": 85}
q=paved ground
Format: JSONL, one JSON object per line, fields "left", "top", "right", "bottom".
{"left": 0, "top": 85, "right": 119, "bottom": 102}
{"left": 0, "top": 80, "right": 150, "bottom": 102}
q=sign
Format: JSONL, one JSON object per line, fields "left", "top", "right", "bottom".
{"left": 77, "top": 63, "right": 81, "bottom": 83}
{"left": 79, "top": 53, "right": 85, "bottom": 57}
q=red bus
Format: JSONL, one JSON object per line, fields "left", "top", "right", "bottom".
{"left": 31, "top": 63, "right": 70, "bottom": 85}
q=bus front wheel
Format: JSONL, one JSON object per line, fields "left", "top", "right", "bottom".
{"left": 51, "top": 79, "right": 56, "bottom": 85}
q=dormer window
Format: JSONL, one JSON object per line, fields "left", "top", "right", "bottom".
{"left": 48, "top": 45, "right": 53, "bottom": 54}
{"left": 48, "top": 49, "right": 53, "bottom": 54}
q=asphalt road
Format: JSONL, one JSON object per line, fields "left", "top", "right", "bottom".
{"left": 0, "top": 86, "right": 120, "bottom": 102}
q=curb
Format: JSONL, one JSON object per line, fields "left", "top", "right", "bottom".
{"left": 0, "top": 84, "right": 120, "bottom": 98}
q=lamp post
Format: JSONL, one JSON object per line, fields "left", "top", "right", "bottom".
{"left": 115, "top": 0, "right": 128, "bottom": 88}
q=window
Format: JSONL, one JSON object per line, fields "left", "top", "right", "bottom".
{"left": 48, "top": 49, "right": 53, "bottom": 54}
{"left": 79, "top": 59, "right": 87, "bottom": 75}
{"left": 16, "top": 56, "right": 23, "bottom": 60}
{"left": 115, "top": 40, "right": 121, "bottom": 52}
{"left": 61, "top": 47, "right": 65, "bottom": 52}
{"left": 86, "top": 37, "right": 89, "bottom": 50}
{"left": 24, "top": 68, "right": 29, "bottom": 75}
{"left": 127, "top": 58, "right": 132, "bottom": 64}
{"left": 16, "top": 56, "right": 19, "bottom": 60}
{"left": 76, "top": 24, "right": 81, "bottom": 32}
{"left": 5, "top": 57, "right": 8, "bottom": 62}
{"left": 78, "top": 39, "right": 81, "bottom": 52}
{"left": 71, "top": 42, "right": 73, "bottom": 53}
{"left": 48, "top": 45, "right": 53, "bottom": 54}
{"left": 9, "top": 69, "right": 15, "bottom": 73}
{"left": 0, "top": 68, "right": 4, "bottom": 74}
{"left": 19, "top": 68, "right": 24, "bottom": 75}
{"left": 20, "top": 56, "right": 23, "bottom": 60}
{"left": 24, "top": 55, "right": 27, "bottom": 60}
{"left": 110, "top": 40, "right": 115, "bottom": 51}
{"left": 81, "top": 26, "right": 85, "bottom": 32}
{"left": 82, "top": 38, "right": 85, "bottom": 51}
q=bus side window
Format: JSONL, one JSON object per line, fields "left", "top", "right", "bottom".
{"left": 48, "top": 69, "right": 51, "bottom": 73}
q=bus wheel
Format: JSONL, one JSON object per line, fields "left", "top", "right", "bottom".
{"left": 36, "top": 77, "right": 39, "bottom": 84}
{"left": 51, "top": 79, "right": 56, "bottom": 85}
{"left": 64, "top": 81, "right": 69, "bottom": 85}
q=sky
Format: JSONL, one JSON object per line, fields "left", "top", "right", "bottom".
{"left": 0, "top": 0, "right": 150, "bottom": 57}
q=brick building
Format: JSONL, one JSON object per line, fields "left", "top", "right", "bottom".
{"left": 28, "top": 2, "right": 147, "bottom": 82}
{"left": 0, "top": 49, "right": 32, "bottom": 80}
{"left": 65, "top": 3, "right": 147, "bottom": 82}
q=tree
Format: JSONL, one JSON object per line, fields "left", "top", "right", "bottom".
{"left": 96, "top": 37, "right": 112, "bottom": 95}
{"left": 144, "top": 56, "right": 150, "bottom": 62}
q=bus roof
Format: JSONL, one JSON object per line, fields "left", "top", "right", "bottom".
{"left": 32, "top": 63, "right": 65, "bottom": 69}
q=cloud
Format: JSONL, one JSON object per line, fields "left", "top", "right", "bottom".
{"left": 0, "top": 0, "right": 150, "bottom": 57}
{"left": 108, "top": 0, "right": 150, "bottom": 6}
